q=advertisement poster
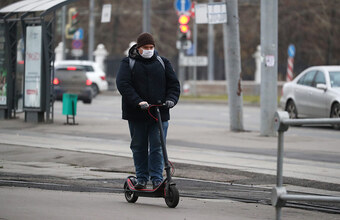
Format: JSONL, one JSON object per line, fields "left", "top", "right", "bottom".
{"left": 0, "top": 23, "right": 7, "bottom": 105}
{"left": 24, "top": 26, "right": 42, "bottom": 108}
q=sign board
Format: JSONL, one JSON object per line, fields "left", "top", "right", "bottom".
{"left": 180, "top": 56, "right": 208, "bottom": 66}
{"left": 265, "top": 55, "right": 275, "bottom": 67}
{"left": 175, "top": 0, "right": 191, "bottom": 12}
{"left": 24, "top": 26, "right": 42, "bottom": 108}
{"left": 195, "top": 3, "right": 208, "bottom": 24}
{"left": 101, "top": 4, "right": 112, "bottom": 23}
{"left": 176, "top": 40, "right": 192, "bottom": 50}
{"left": 0, "top": 23, "right": 7, "bottom": 105}
{"left": 195, "top": 2, "right": 227, "bottom": 24}
{"left": 208, "top": 3, "right": 227, "bottom": 24}
{"left": 71, "top": 49, "right": 84, "bottom": 57}
{"left": 288, "top": 44, "right": 295, "bottom": 57}
{"left": 72, "top": 39, "right": 83, "bottom": 49}
{"left": 73, "top": 28, "right": 83, "bottom": 40}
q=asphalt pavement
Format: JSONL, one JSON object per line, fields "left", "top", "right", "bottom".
{"left": 2, "top": 187, "right": 339, "bottom": 220}
{"left": 1, "top": 93, "right": 340, "bottom": 219}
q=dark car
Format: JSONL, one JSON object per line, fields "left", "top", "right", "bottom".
{"left": 53, "top": 66, "right": 93, "bottom": 104}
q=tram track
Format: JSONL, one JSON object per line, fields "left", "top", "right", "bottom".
{"left": 1, "top": 173, "right": 340, "bottom": 214}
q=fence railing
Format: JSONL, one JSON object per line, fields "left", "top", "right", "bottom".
{"left": 272, "top": 111, "right": 340, "bottom": 220}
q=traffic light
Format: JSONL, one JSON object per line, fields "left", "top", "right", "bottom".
{"left": 65, "top": 8, "right": 79, "bottom": 39}
{"left": 178, "top": 14, "right": 190, "bottom": 34}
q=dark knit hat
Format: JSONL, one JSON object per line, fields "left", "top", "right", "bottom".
{"left": 136, "top": 32, "right": 155, "bottom": 48}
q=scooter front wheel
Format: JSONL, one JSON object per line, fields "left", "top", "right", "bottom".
{"left": 124, "top": 181, "right": 138, "bottom": 203}
{"left": 165, "top": 185, "right": 179, "bottom": 208}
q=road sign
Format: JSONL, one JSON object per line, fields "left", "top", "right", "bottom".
{"left": 72, "top": 40, "right": 83, "bottom": 49}
{"left": 286, "top": 44, "right": 295, "bottom": 81}
{"left": 208, "top": 3, "right": 227, "bottom": 24}
{"left": 195, "top": 3, "right": 208, "bottom": 24}
{"left": 180, "top": 56, "right": 208, "bottom": 66}
{"left": 73, "top": 28, "right": 83, "bottom": 40}
{"left": 176, "top": 40, "right": 192, "bottom": 50}
{"left": 186, "top": 43, "right": 194, "bottom": 55}
{"left": 195, "top": 3, "right": 227, "bottom": 24}
{"left": 288, "top": 44, "right": 295, "bottom": 57}
{"left": 175, "top": 0, "right": 191, "bottom": 12}
{"left": 101, "top": 4, "right": 112, "bottom": 23}
{"left": 189, "top": 1, "right": 195, "bottom": 17}
{"left": 71, "top": 49, "right": 83, "bottom": 57}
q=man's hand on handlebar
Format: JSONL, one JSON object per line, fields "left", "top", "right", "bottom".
{"left": 165, "top": 100, "right": 175, "bottom": 108}
{"left": 139, "top": 101, "right": 174, "bottom": 110}
{"left": 139, "top": 101, "right": 149, "bottom": 110}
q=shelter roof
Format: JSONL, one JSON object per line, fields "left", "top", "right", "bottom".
{"left": 0, "top": 0, "right": 76, "bottom": 16}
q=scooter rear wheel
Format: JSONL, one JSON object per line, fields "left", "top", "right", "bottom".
{"left": 124, "top": 182, "right": 138, "bottom": 203}
{"left": 165, "top": 185, "right": 179, "bottom": 208}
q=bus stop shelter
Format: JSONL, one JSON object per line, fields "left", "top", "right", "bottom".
{"left": 0, "top": 0, "right": 77, "bottom": 123}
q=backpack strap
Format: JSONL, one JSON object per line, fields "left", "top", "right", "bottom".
{"left": 128, "top": 56, "right": 165, "bottom": 71}
{"left": 129, "top": 57, "right": 135, "bottom": 71}
{"left": 156, "top": 56, "right": 165, "bottom": 70}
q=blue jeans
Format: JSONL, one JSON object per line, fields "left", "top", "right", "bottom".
{"left": 128, "top": 120, "right": 168, "bottom": 183}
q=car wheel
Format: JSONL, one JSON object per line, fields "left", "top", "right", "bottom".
{"left": 91, "top": 84, "right": 99, "bottom": 97}
{"left": 286, "top": 100, "right": 298, "bottom": 119}
{"left": 83, "top": 99, "right": 92, "bottom": 104}
{"left": 330, "top": 102, "right": 340, "bottom": 130}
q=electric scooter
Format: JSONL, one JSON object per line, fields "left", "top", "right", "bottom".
{"left": 123, "top": 103, "right": 180, "bottom": 208}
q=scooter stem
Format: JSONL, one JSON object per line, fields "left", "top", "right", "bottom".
{"left": 155, "top": 106, "right": 172, "bottom": 182}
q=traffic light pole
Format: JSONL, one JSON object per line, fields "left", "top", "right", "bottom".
{"left": 88, "top": 0, "right": 95, "bottom": 61}
{"left": 143, "top": 0, "right": 151, "bottom": 33}
{"left": 208, "top": 0, "right": 215, "bottom": 81}
{"left": 61, "top": 6, "right": 66, "bottom": 60}
{"left": 178, "top": 37, "right": 185, "bottom": 91}
{"left": 193, "top": 17, "right": 198, "bottom": 96}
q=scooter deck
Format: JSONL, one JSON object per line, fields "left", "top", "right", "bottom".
{"left": 126, "top": 177, "right": 166, "bottom": 198}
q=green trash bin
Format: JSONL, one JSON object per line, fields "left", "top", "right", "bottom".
{"left": 62, "top": 93, "right": 78, "bottom": 125}
{"left": 62, "top": 93, "right": 78, "bottom": 115}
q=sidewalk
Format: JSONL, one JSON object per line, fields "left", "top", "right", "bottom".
{"left": 1, "top": 187, "right": 339, "bottom": 220}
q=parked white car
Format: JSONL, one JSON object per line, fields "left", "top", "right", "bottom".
{"left": 280, "top": 66, "right": 340, "bottom": 128}
{"left": 55, "top": 60, "right": 108, "bottom": 96}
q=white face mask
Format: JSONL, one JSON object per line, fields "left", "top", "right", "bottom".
{"left": 141, "top": 48, "right": 154, "bottom": 59}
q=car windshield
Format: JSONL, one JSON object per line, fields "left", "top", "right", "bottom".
{"left": 329, "top": 71, "right": 340, "bottom": 88}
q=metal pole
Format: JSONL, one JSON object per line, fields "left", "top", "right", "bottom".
{"left": 277, "top": 131, "right": 284, "bottom": 187}
{"left": 178, "top": 39, "right": 185, "bottom": 90}
{"left": 282, "top": 118, "right": 340, "bottom": 126}
{"left": 143, "top": 0, "right": 151, "bottom": 33}
{"left": 207, "top": 0, "right": 214, "bottom": 81}
{"left": 223, "top": 0, "right": 244, "bottom": 131}
{"left": 276, "top": 206, "right": 281, "bottom": 220}
{"left": 88, "top": 0, "right": 95, "bottom": 61}
{"left": 275, "top": 130, "right": 284, "bottom": 220}
{"left": 280, "top": 194, "right": 340, "bottom": 202}
{"left": 61, "top": 6, "right": 66, "bottom": 60}
{"left": 260, "top": 0, "right": 278, "bottom": 136}
{"left": 193, "top": 16, "right": 197, "bottom": 96}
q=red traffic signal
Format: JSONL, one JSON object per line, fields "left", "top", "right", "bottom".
{"left": 179, "top": 24, "right": 189, "bottom": 33}
{"left": 178, "top": 15, "right": 190, "bottom": 25}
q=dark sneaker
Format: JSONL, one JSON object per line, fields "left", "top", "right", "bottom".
{"left": 134, "top": 179, "right": 147, "bottom": 189}
{"left": 152, "top": 180, "right": 162, "bottom": 189}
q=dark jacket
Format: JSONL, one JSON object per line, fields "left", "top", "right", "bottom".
{"left": 116, "top": 44, "right": 180, "bottom": 122}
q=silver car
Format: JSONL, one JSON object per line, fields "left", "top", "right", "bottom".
{"left": 280, "top": 66, "right": 340, "bottom": 127}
